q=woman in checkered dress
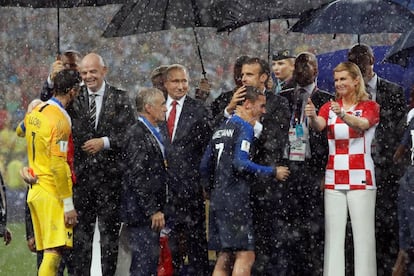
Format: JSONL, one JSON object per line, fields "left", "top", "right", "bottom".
{"left": 305, "top": 61, "right": 380, "bottom": 276}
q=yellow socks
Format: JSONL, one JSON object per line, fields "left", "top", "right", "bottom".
{"left": 38, "top": 251, "right": 61, "bottom": 276}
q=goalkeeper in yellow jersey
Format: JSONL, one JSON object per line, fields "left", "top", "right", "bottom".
{"left": 22, "top": 69, "right": 80, "bottom": 276}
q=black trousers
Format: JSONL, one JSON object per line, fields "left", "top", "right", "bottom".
{"left": 72, "top": 177, "right": 121, "bottom": 276}
{"left": 168, "top": 194, "right": 210, "bottom": 276}
{"left": 255, "top": 161, "right": 324, "bottom": 276}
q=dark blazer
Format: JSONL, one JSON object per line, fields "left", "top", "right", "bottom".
{"left": 210, "top": 89, "right": 235, "bottom": 129}
{"left": 375, "top": 77, "right": 407, "bottom": 172}
{"left": 67, "top": 83, "right": 136, "bottom": 182}
{"left": 160, "top": 96, "right": 211, "bottom": 202}
{"left": 121, "top": 120, "right": 168, "bottom": 226}
{"left": 254, "top": 90, "right": 290, "bottom": 166}
{"left": 280, "top": 86, "right": 334, "bottom": 179}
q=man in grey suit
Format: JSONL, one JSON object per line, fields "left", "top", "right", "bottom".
{"left": 68, "top": 53, "right": 135, "bottom": 276}
{"left": 160, "top": 64, "right": 211, "bottom": 276}
{"left": 348, "top": 44, "right": 407, "bottom": 276}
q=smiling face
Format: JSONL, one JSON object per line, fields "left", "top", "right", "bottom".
{"left": 80, "top": 53, "right": 107, "bottom": 92}
{"left": 334, "top": 70, "right": 359, "bottom": 98}
{"left": 164, "top": 67, "right": 189, "bottom": 100}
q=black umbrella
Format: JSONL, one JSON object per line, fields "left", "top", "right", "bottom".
{"left": 214, "top": 0, "right": 333, "bottom": 32}
{"left": 213, "top": 0, "right": 333, "bottom": 63}
{"left": 103, "top": 0, "right": 216, "bottom": 78}
{"left": 1, "top": 0, "right": 126, "bottom": 54}
{"left": 290, "top": 0, "right": 414, "bottom": 43}
{"left": 383, "top": 27, "right": 414, "bottom": 67}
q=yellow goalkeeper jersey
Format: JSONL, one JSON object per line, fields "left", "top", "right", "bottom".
{"left": 24, "top": 99, "right": 73, "bottom": 199}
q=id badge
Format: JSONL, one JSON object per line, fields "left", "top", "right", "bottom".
{"left": 295, "top": 124, "right": 304, "bottom": 138}
{"left": 289, "top": 140, "right": 306, "bottom": 161}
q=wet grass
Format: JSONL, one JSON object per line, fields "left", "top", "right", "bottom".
{"left": 0, "top": 222, "right": 37, "bottom": 275}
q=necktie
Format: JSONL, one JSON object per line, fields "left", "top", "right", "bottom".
{"left": 167, "top": 101, "right": 177, "bottom": 140}
{"left": 89, "top": 94, "right": 98, "bottom": 129}
{"left": 294, "top": 88, "right": 307, "bottom": 124}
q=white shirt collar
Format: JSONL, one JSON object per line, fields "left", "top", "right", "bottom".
{"left": 296, "top": 82, "right": 316, "bottom": 94}
{"left": 88, "top": 82, "right": 106, "bottom": 97}
{"left": 366, "top": 73, "right": 378, "bottom": 91}
{"left": 166, "top": 94, "right": 186, "bottom": 107}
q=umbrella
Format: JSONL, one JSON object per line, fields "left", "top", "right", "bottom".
{"left": 290, "top": 0, "right": 414, "bottom": 43}
{"left": 102, "top": 0, "right": 216, "bottom": 78}
{"left": 317, "top": 45, "right": 414, "bottom": 98}
{"left": 0, "top": 0, "right": 126, "bottom": 54}
{"left": 214, "top": 0, "right": 333, "bottom": 32}
{"left": 213, "top": 0, "right": 333, "bottom": 63}
{"left": 383, "top": 27, "right": 414, "bottom": 67}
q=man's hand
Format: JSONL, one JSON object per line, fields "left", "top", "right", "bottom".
{"left": 20, "top": 167, "right": 38, "bottom": 186}
{"left": 50, "top": 60, "right": 65, "bottom": 81}
{"left": 81, "top": 138, "right": 104, "bottom": 155}
{"left": 27, "top": 237, "right": 36, "bottom": 252}
{"left": 195, "top": 78, "right": 211, "bottom": 102}
{"left": 151, "top": 211, "right": 165, "bottom": 232}
{"left": 64, "top": 209, "right": 78, "bottom": 228}
{"left": 226, "top": 86, "right": 246, "bottom": 114}
{"left": 276, "top": 166, "right": 290, "bottom": 182}
{"left": 3, "top": 228, "right": 11, "bottom": 246}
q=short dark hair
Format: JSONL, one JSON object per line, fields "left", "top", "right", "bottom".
{"left": 54, "top": 69, "right": 81, "bottom": 96}
{"left": 348, "top": 43, "right": 374, "bottom": 63}
{"left": 244, "top": 85, "right": 263, "bottom": 103}
{"left": 244, "top": 57, "right": 270, "bottom": 76}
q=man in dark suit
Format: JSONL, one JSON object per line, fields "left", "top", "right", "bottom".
{"left": 160, "top": 64, "right": 211, "bottom": 275}
{"left": 234, "top": 57, "right": 291, "bottom": 275}
{"left": 348, "top": 44, "right": 407, "bottom": 276}
{"left": 278, "top": 52, "right": 334, "bottom": 275}
{"left": 122, "top": 87, "right": 169, "bottom": 275}
{"left": 68, "top": 53, "right": 135, "bottom": 276}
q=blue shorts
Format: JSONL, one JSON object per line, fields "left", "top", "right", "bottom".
{"left": 208, "top": 207, "right": 255, "bottom": 251}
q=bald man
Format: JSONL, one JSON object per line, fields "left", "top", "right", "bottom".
{"left": 68, "top": 53, "right": 136, "bottom": 276}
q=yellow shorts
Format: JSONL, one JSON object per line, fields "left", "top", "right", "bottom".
{"left": 27, "top": 184, "right": 73, "bottom": 251}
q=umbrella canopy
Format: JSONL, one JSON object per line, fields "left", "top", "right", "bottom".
{"left": 383, "top": 27, "right": 414, "bottom": 67}
{"left": 0, "top": 0, "right": 126, "bottom": 53}
{"left": 103, "top": 0, "right": 218, "bottom": 77}
{"left": 214, "top": 0, "right": 333, "bottom": 32}
{"left": 0, "top": 0, "right": 124, "bottom": 8}
{"left": 318, "top": 45, "right": 414, "bottom": 97}
{"left": 290, "top": 0, "right": 414, "bottom": 42}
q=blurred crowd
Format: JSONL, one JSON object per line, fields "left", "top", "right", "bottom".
{"left": 0, "top": 4, "right": 398, "bottom": 200}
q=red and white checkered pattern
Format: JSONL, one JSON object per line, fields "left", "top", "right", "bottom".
{"left": 319, "top": 100, "right": 380, "bottom": 190}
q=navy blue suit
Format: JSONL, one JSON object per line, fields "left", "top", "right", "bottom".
{"left": 122, "top": 118, "right": 169, "bottom": 275}
{"left": 373, "top": 78, "right": 407, "bottom": 275}
{"left": 160, "top": 95, "right": 211, "bottom": 276}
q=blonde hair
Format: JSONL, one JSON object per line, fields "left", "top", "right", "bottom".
{"left": 333, "top": 61, "right": 370, "bottom": 103}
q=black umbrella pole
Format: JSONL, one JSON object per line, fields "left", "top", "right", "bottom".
{"left": 268, "top": 19, "right": 271, "bottom": 64}
{"left": 192, "top": 27, "right": 206, "bottom": 78}
{"left": 57, "top": 0, "right": 61, "bottom": 55}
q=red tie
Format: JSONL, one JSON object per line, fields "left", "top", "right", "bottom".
{"left": 167, "top": 101, "right": 177, "bottom": 140}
